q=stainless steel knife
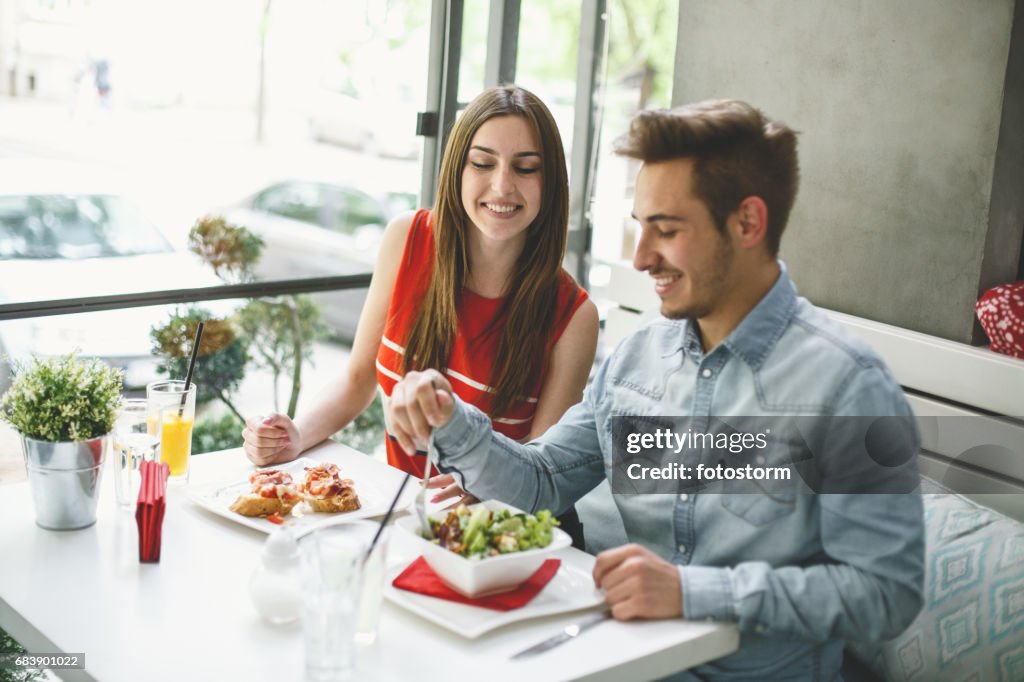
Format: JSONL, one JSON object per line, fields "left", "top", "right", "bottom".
{"left": 510, "top": 611, "right": 612, "bottom": 660}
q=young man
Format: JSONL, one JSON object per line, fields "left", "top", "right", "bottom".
{"left": 389, "top": 99, "right": 924, "bottom": 680}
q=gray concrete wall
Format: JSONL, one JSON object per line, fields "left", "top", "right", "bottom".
{"left": 672, "top": 0, "right": 1016, "bottom": 342}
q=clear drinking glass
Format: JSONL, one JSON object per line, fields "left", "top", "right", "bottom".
{"left": 355, "top": 524, "right": 389, "bottom": 647}
{"left": 112, "top": 399, "right": 160, "bottom": 508}
{"left": 146, "top": 380, "right": 196, "bottom": 484}
{"left": 300, "top": 526, "right": 368, "bottom": 682}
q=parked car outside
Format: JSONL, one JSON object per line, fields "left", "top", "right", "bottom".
{"left": 216, "top": 177, "right": 417, "bottom": 341}
{"left": 0, "top": 160, "right": 228, "bottom": 393}
{"left": 307, "top": 83, "right": 421, "bottom": 160}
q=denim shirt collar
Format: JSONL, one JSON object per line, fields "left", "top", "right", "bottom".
{"left": 682, "top": 261, "right": 798, "bottom": 369}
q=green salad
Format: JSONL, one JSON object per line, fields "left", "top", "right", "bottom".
{"left": 428, "top": 504, "right": 560, "bottom": 559}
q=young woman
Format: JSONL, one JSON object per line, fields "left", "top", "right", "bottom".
{"left": 242, "top": 85, "right": 598, "bottom": 542}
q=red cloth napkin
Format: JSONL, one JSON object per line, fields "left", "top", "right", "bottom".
{"left": 135, "top": 460, "right": 169, "bottom": 563}
{"left": 392, "top": 557, "right": 560, "bottom": 611}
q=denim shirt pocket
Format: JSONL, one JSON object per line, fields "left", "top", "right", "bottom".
{"left": 605, "top": 408, "right": 707, "bottom": 496}
{"left": 718, "top": 426, "right": 800, "bottom": 526}
{"left": 720, "top": 491, "right": 796, "bottom": 526}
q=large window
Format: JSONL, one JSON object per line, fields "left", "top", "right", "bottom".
{"left": 0, "top": 0, "right": 428, "bottom": 295}
{"left": 0, "top": 0, "right": 676, "bottom": 470}
{"left": 583, "top": 1, "right": 678, "bottom": 302}
{"left": 0, "top": 1, "right": 434, "bottom": 469}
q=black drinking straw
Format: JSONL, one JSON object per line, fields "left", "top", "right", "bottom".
{"left": 179, "top": 321, "right": 204, "bottom": 417}
{"left": 365, "top": 472, "right": 411, "bottom": 562}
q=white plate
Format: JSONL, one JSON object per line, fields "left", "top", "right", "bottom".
{"left": 186, "top": 456, "right": 414, "bottom": 537}
{"left": 383, "top": 559, "right": 605, "bottom": 638}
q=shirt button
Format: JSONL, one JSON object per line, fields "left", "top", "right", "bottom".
{"left": 679, "top": 493, "right": 689, "bottom": 502}
{"left": 677, "top": 544, "right": 687, "bottom": 554}
{"left": 701, "top": 368, "right": 712, "bottom": 378}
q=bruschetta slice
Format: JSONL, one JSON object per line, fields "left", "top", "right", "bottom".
{"left": 302, "top": 463, "right": 361, "bottom": 513}
{"left": 229, "top": 469, "right": 302, "bottom": 517}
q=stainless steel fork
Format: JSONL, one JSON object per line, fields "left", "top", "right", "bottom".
{"left": 413, "top": 432, "right": 435, "bottom": 539}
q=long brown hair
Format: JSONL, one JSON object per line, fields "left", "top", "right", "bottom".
{"left": 401, "top": 85, "right": 571, "bottom": 418}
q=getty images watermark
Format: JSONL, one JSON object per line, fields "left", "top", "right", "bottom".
{"left": 608, "top": 415, "right": 935, "bottom": 495}
{"left": 622, "top": 427, "right": 789, "bottom": 482}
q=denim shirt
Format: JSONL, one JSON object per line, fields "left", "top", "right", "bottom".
{"left": 433, "top": 264, "right": 925, "bottom": 681}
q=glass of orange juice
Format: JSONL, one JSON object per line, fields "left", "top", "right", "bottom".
{"left": 146, "top": 380, "right": 197, "bottom": 483}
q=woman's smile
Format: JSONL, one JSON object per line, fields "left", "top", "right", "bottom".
{"left": 462, "top": 115, "right": 543, "bottom": 244}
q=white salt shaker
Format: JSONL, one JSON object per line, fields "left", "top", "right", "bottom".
{"left": 250, "top": 526, "right": 302, "bottom": 625}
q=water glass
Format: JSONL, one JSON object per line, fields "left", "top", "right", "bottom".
{"left": 300, "top": 526, "right": 367, "bottom": 682}
{"left": 146, "top": 380, "right": 196, "bottom": 484}
{"left": 355, "top": 524, "right": 390, "bottom": 647}
{"left": 112, "top": 399, "right": 160, "bottom": 508}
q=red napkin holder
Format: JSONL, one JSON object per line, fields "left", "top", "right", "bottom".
{"left": 136, "top": 460, "right": 169, "bottom": 563}
{"left": 392, "top": 557, "right": 561, "bottom": 611}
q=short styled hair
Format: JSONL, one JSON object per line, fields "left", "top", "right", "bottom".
{"left": 615, "top": 99, "right": 799, "bottom": 255}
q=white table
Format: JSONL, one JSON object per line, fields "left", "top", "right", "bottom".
{"left": 0, "top": 441, "right": 738, "bottom": 682}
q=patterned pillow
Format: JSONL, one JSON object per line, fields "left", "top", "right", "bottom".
{"left": 976, "top": 282, "right": 1024, "bottom": 359}
{"left": 847, "top": 487, "right": 1024, "bottom": 681}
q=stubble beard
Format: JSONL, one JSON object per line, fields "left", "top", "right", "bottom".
{"left": 660, "top": 235, "right": 734, "bottom": 321}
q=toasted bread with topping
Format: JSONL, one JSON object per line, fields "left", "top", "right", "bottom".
{"left": 302, "top": 463, "right": 361, "bottom": 513}
{"left": 229, "top": 493, "right": 299, "bottom": 517}
{"left": 230, "top": 469, "right": 301, "bottom": 518}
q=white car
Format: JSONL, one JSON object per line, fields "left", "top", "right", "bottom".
{"left": 307, "top": 85, "right": 421, "bottom": 160}
{"left": 218, "top": 178, "right": 416, "bottom": 340}
{"left": 0, "top": 160, "right": 228, "bottom": 393}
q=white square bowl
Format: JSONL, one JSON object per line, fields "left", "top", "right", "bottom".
{"left": 394, "top": 500, "right": 572, "bottom": 598}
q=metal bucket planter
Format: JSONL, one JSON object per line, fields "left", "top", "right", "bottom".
{"left": 22, "top": 435, "right": 107, "bottom": 530}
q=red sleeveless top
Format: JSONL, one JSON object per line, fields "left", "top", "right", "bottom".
{"left": 375, "top": 209, "right": 588, "bottom": 477}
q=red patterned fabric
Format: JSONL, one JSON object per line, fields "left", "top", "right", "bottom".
{"left": 375, "top": 209, "right": 588, "bottom": 476}
{"left": 391, "top": 557, "right": 561, "bottom": 610}
{"left": 976, "top": 282, "right": 1024, "bottom": 359}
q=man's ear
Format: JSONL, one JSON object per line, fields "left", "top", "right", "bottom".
{"left": 734, "top": 196, "right": 769, "bottom": 249}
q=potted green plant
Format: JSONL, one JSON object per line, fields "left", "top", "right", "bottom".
{"left": 0, "top": 353, "right": 123, "bottom": 530}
